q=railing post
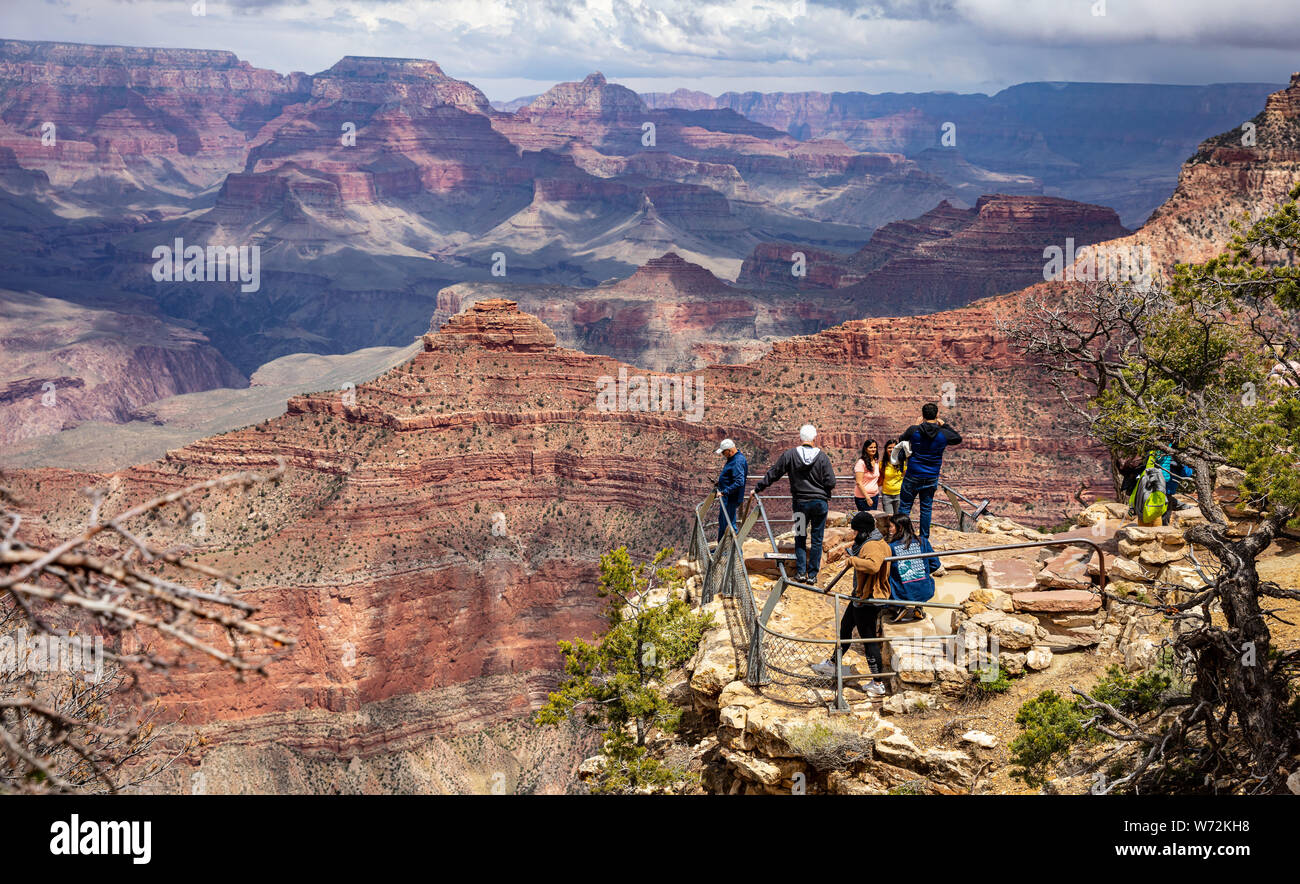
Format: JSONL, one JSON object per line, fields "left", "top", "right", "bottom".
{"left": 833, "top": 593, "right": 849, "bottom": 712}
{"left": 747, "top": 623, "right": 767, "bottom": 687}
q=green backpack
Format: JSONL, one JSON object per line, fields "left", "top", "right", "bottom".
{"left": 1128, "top": 452, "right": 1168, "bottom": 523}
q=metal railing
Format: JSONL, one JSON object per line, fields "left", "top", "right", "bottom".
{"left": 688, "top": 488, "right": 1109, "bottom": 711}
{"left": 737, "top": 473, "right": 990, "bottom": 534}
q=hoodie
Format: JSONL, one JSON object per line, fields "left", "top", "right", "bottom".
{"left": 846, "top": 529, "right": 891, "bottom": 606}
{"left": 755, "top": 444, "right": 836, "bottom": 503}
{"left": 897, "top": 421, "right": 962, "bottom": 480}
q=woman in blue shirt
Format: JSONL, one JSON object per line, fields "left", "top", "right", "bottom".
{"left": 887, "top": 514, "right": 940, "bottom": 623}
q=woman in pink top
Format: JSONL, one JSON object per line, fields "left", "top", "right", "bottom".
{"left": 853, "top": 438, "right": 881, "bottom": 511}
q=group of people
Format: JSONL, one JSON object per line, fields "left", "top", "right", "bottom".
{"left": 711, "top": 403, "right": 964, "bottom": 694}
{"left": 713, "top": 402, "right": 962, "bottom": 580}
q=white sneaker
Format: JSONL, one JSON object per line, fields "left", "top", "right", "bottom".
{"left": 864, "top": 680, "right": 887, "bottom": 697}
{"left": 811, "top": 659, "right": 853, "bottom": 677}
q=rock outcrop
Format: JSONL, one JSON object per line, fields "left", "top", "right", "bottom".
{"left": 739, "top": 194, "right": 1130, "bottom": 315}
{"left": 0, "top": 290, "right": 246, "bottom": 446}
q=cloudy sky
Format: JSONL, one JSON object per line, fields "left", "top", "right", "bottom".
{"left": 5, "top": 0, "right": 1298, "bottom": 100}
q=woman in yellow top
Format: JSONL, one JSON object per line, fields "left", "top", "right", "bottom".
{"left": 879, "top": 438, "right": 905, "bottom": 515}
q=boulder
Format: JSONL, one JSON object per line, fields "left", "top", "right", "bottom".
{"left": 874, "top": 731, "right": 925, "bottom": 768}
{"left": 723, "top": 749, "right": 804, "bottom": 787}
{"left": 1012, "top": 589, "right": 1103, "bottom": 613}
{"left": 881, "top": 690, "right": 936, "bottom": 715}
{"left": 1026, "top": 646, "right": 1053, "bottom": 670}
{"left": 1087, "top": 553, "right": 1149, "bottom": 583}
{"left": 999, "top": 651, "right": 1027, "bottom": 674}
{"left": 1157, "top": 561, "right": 1204, "bottom": 590}
{"left": 1169, "top": 507, "right": 1208, "bottom": 528}
{"left": 1124, "top": 636, "right": 1160, "bottom": 672}
{"left": 923, "top": 748, "right": 973, "bottom": 788}
{"left": 961, "top": 730, "right": 998, "bottom": 748}
{"left": 980, "top": 559, "right": 1038, "bottom": 592}
{"left": 942, "top": 554, "right": 985, "bottom": 573}
{"left": 578, "top": 755, "right": 606, "bottom": 779}
{"left": 967, "top": 587, "right": 1014, "bottom": 612}
{"left": 1075, "top": 501, "right": 1129, "bottom": 527}
{"left": 990, "top": 615, "right": 1040, "bottom": 650}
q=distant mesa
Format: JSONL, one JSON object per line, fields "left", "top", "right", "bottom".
{"left": 424, "top": 298, "right": 558, "bottom": 352}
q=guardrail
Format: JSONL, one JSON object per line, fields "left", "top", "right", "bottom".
{"left": 689, "top": 489, "right": 1109, "bottom": 711}
{"left": 731, "top": 473, "right": 990, "bottom": 533}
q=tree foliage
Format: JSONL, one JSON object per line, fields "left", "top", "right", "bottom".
{"left": 536, "top": 546, "right": 712, "bottom": 794}
{"left": 1003, "top": 183, "right": 1300, "bottom": 792}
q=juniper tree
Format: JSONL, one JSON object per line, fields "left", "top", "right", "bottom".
{"left": 536, "top": 546, "right": 711, "bottom": 794}
{"left": 1002, "top": 184, "right": 1300, "bottom": 792}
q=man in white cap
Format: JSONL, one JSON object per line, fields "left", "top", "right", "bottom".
{"left": 714, "top": 438, "right": 748, "bottom": 541}
{"left": 754, "top": 424, "right": 837, "bottom": 583}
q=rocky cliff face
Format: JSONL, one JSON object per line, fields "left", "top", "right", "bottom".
{"left": 430, "top": 252, "right": 843, "bottom": 371}
{"left": 740, "top": 194, "right": 1129, "bottom": 315}
{"left": 1104, "top": 72, "right": 1300, "bottom": 270}
{"left": 0, "top": 40, "right": 308, "bottom": 203}
{"left": 4, "top": 290, "right": 1108, "bottom": 791}
{"left": 0, "top": 290, "right": 246, "bottom": 446}
{"left": 643, "top": 81, "right": 1284, "bottom": 227}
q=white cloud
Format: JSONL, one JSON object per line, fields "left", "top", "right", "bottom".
{"left": 1, "top": 0, "right": 1295, "bottom": 98}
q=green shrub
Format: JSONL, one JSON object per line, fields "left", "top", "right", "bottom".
{"left": 1091, "top": 664, "right": 1174, "bottom": 717}
{"left": 1008, "top": 690, "right": 1096, "bottom": 787}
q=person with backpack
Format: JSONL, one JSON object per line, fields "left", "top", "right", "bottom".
{"left": 713, "top": 438, "right": 748, "bottom": 541}
{"left": 853, "top": 438, "right": 881, "bottom": 511}
{"left": 810, "top": 511, "right": 891, "bottom": 697}
{"left": 887, "top": 514, "right": 940, "bottom": 623}
{"left": 897, "top": 403, "right": 962, "bottom": 538}
{"left": 1129, "top": 450, "right": 1168, "bottom": 527}
{"left": 1157, "top": 453, "right": 1194, "bottom": 525}
{"left": 880, "top": 438, "right": 905, "bottom": 515}
{"left": 754, "top": 423, "right": 836, "bottom": 584}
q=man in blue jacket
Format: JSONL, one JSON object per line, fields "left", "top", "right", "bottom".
{"left": 714, "top": 438, "right": 748, "bottom": 541}
{"left": 897, "top": 402, "right": 962, "bottom": 539}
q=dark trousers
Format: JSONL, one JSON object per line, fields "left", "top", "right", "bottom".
{"left": 792, "top": 498, "right": 829, "bottom": 575}
{"left": 838, "top": 604, "right": 882, "bottom": 674}
{"left": 854, "top": 495, "right": 880, "bottom": 512}
{"left": 899, "top": 473, "right": 939, "bottom": 537}
{"left": 718, "top": 493, "right": 743, "bottom": 541}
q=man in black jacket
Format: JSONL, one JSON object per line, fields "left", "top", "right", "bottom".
{"left": 754, "top": 423, "right": 837, "bottom": 583}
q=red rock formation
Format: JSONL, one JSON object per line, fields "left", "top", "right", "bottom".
{"left": 432, "top": 253, "right": 842, "bottom": 371}
{"left": 0, "top": 40, "right": 308, "bottom": 196}
{"left": 740, "top": 194, "right": 1129, "bottom": 315}
{"left": 1106, "top": 72, "right": 1300, "bottom": 269}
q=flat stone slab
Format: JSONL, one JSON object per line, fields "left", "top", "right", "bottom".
{"left": 980, "top": 559, "right": 1038, "bottom": 592}
{"left": 1053, "top": 524, "right": 1120, "bottom": 549}
{"left": 1037, "top": 547, "right": 1095, "bottom": 589}
{"left": 1012, "top": 589, "right": 1103, "bottom": 613}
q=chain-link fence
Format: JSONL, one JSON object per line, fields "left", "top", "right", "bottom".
{"left": 688, "top": 488, "right": 1109, "bottom": 711}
